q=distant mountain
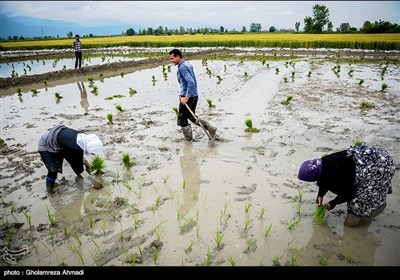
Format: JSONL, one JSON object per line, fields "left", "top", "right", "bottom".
{"left": 0, "top": 15, "right": 136, "bottom": 38}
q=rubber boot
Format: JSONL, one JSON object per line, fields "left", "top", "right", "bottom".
{"left": 182, "top": 125, "right": 193, "bottom": 141}
{"left": 46, "top": 177, "right": 56, "bottom": 194}
{"left": 370, "top": 202, "right": 386, "bottom": 218}
{"left": 198, "top": 118, "right": 217, "bottom": 138}
{"left": 344, "top": 212, "right": 361, "bottom": 227}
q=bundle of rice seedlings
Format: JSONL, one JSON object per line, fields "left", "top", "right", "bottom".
{"left": 314, "top": 205, "right": 327, "bottom": 225}
{"left": 91, "top": 155, "right": 106, "bottom": 175}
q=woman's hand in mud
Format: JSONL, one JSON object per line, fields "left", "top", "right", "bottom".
{"left": 316, "top": 196, "right": 323, "bottom": 206}
{"left": 325, "top": 202, "right": 331, "bottom": 210}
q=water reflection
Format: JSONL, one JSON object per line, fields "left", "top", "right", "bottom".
{"left": 179, "top": 143, "right": 201, "bottom": 216}
{"left": 77, "top": 82, "right": 89, "bottom": 115}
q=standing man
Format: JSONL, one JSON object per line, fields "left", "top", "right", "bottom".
{"left": 73, "top": 34, "right": 82, "bottom": 69}
{"left": 169, "top": 49, "right": 217, "bottom": 141}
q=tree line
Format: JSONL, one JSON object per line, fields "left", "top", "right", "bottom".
{"left": 2, "top": 4, "right": 399, "bottom": 41}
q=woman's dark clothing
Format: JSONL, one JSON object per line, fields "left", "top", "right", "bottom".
{"left": 39, "top": 126, "right": 84, "bottom": 179}
{"left": 317, "top": 150, "right": 357, "bottom": 210}
{"left": 73, "top": 39, "right": 82, "bottom": 69}
{"left": 317, "top": 143, "right": 395, "bottom": 217}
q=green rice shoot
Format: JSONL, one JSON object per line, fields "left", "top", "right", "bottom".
{"left": 91, "top": 155, "right": 106, "bottom": 175}
{"left": 314, "top": 205, "right": 327, "bottom": 225}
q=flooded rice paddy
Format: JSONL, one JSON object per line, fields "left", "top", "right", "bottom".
{"left": 0, "top": 47, "right": 399, "bottom": 266}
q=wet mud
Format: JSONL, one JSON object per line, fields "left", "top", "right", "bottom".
{"left": 0, "top": 47, "right": 399, "bottom": 266}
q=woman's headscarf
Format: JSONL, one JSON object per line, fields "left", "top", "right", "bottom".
{"left": 76, "top": 133, "right": 103, "bottom": 155}
{"left": 297, "top": 158, "right": 322, "bottom": 182}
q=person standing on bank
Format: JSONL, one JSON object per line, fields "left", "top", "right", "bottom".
{"left": 169, "top": 49, "right": 217, "bottom": 141}
{"left": 297, "top": 142, "right": 395, "bottom": 227}
{"left": 72, "top": 34, "right": 82, "bottom": 69}
{"left": 38, "top": 125, "right": 103, "bottom": 194}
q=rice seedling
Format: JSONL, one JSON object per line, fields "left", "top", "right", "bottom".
{"left": 185, "top": 239, "right": 198, "bottom": 254}
{"left": 224, "top": 64, "right": 227, "bottom": 72}
{"left": 172, "top": 107, "right": 178, "bottom": 114}
{"left": 288, "top": 219, "right": 300, "bottom": 230}
{"left": 153, "top": 249, "right": 159, "bottom": 266}
{"left": 291, "top": 71, "right": 295, "bottom": 78}
{"left": 122, "top": 180, "right": 132, "bottom": 191}
{"left": 204, "top": 247, "right": 212, "bottom": 266}
{"left": 244, "top": 72, "right": 248, "bottom": 77}
{"left": 107, "top": 113, "right": 114, "bottom": 124}
{"left": 46, "top": 206, "right": 56, "bottom": 227}
{"left": 214, "top": 230, "right": 224, "bottom": 247}
{"left": 23, "top": 211, "right": 32, "bottom": 231}
{"left": 287, "top": 236, "right": 295, "bottom": 250}
{"left": 296, "top": 202, "right": 301, "bottom": 215}
{"left": 72, "top": 230, "right": 82, "bottom": 245}
{"left": 281, "top": 95, "right": 293, "bottom": 105}
{"left": 272, "top": 255, "right": 283, "bottom": 266}
{"left": 307, "top": 71, "right": 312, "bottom": 77}
{"left": 31, "top": 88, "right": 39, "bottom": 94}
{"left": 283, "top": 77, "right": 288, "bottom": 83}
{"left": 275, "top": 68, "right": 280, "bottom": 74}
{"left": 90, "top": 155, "right": 106, "bottom": 175}
{"left": 381, "top": 83, "right": 388, "bottom": 91}
{"left": 318, "top": 255, "right": 328, "bottom": 265}
{"left": 264, "top": 223, "right": 272, "bottom": 237}
{"left": 244, "top": 118, "right": 260, "bottom": 133}
{"left": 16, "top": 86, "right": 22, "bottom": 95}
{"left": 128, "top": 87, "right": 138, "bottom": 96}
{"left": 50, "top": 228, "right": 55, "bottom": 246}
{"left": 246, "top": 238, "right": 257, "bottom": 252}
{"left": 360, "top": 101, "right": 373, "bottom": 109}
{"left": 63, "top": 224, "right": 68, "bottom": 236}
{"left": 206, "top": 98, "right": 215, "bottom": 108}
{"left": 133, "top": 187, "right": 142, "bottom": 199}
{"left": 244, "top": 201, "right": 252, "bottom": 214}
{"left": 227, "top": 256, "right": 236, "bottom": 266}
{"left": 345, "top": 246, "right": 353, "bottom": 263}
{"left": 43, "top": 80, "right": 48, "bottom": 86}
{"left": 163, "top": 72, "right": 168, "bottom": 80}
{"left": 120, "top": 71, "right": 124, "bottom": 78}
{"left": 258, "top": 207, "right": 265, "bottom": 220}
{"left": 162, "top": 173, "right": 171, "bottom": 183}
{"left": 288, "top": 254, "right": 297, "bottom": 266}
{"left": 359, "top": 79, "right": 365, "bottom": 85}
{"left": 54, "top": 92, "right": 63, "bottom": 100}
{"left": 348, "top": 69, "right": 354, "bottom": 77}
{"left": 244, "top": 216, "right": 252, "bottom": 231}
{"left": 121, "top": 153, "right": 134, "bottom": 169}
{"left": 353, "top": 139, "right": 362, "bottom": 146}
{"left": 88, "top": 77, "right": 94, "bottom": 84}
{"left": 88, "top": 214, "right": 93, "bottom": 228}
{"left": 91, "top": 86, "right": 98, "bottom": 94}
{"left": 115, "top": 104, "right": 123, "bottom": 112}
{"left": 182, "top": 180, "right": 186, "bottom": 189}
{"left": 313, "top": 205, "right": 327, "bottom": 225}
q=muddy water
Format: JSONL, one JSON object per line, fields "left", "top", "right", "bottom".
{"left": 1, "top": 50, "right": 399, "bottom": 266}
{"left": 0, "top": 56, "right": 144, "bottom": 78}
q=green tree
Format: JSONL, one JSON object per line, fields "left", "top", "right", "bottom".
{"left": 250, "top": 23, "right": 262, "bottom": 32}
{"left": 127, "top": 28, "right": 135, "bottom": 36}
{"left": 303, "top": 4, "right": 330, "bottom": 33}
{"left": 220, "top": 26, "right": 225, "bottom": 33}
{"left": 295, "top": 22, "right": 300, "bottom": 32}
{"left": 241, "top": 26, "right": 247, "bottom": 32}
{"left": 269, "top": 26, "right": 276, "bottom": 32}
{"left": 327, "top": 21, "right": 333, "bottom": 32}
{"left": 67, "top": 31, "right": 73, "bottom": 38}
{"left": 337, "top": 22, "right": 351, "bottom": 32}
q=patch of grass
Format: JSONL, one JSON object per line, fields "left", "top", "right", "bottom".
{"left": 244, "top": 118, "right": 260, "bottom": 133}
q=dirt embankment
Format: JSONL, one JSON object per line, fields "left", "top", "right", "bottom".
{"left": 0, "top": 49, "right": 239, "bottom": 91}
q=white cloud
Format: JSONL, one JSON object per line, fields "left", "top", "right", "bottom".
{"left": 1, "top": 1, "right": 399, "bottom": 30}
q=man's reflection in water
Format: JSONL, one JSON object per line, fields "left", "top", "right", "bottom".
{"left": 179, "top": 143, "right": 201, "bottom": 216}
{"left": 77, "top": 82, "right": 89, "bottom": 115}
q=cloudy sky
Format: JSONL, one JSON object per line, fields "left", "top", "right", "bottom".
{"left": 1, "top": 1, "right": 399, "bottom": 30}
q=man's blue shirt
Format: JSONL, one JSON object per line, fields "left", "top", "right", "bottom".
{"left": 177, "top": 60, "right": 198, "bottom": 97}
